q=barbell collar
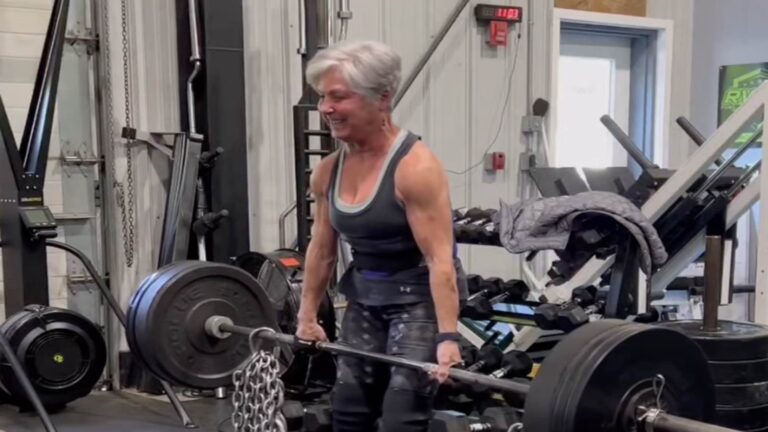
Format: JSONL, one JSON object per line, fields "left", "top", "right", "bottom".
{"left": 209, "top": 315, "right": 530, "bottom": 397}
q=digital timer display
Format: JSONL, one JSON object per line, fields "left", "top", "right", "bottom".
{"left": 474, "top": 4, "right": 523, "bottom": 23}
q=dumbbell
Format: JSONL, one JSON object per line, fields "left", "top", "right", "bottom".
{"left": 304, "top": 403, "right": 332, "bottom": 432}
{"left": 455, "top": 346, "right": 505, "bottom": 398}
{"left": 489, "top": 351, "right": 533, "bottom": 379}
{"left": 454, "top": 208, "right": 492, "bottom": 225}
{"left": 461, "top": 345, "right": 478, "bottom": 366}
{"left": 572, "top": 285, "right": 597, "bottom": 307}
{"left": 466, "top": 277, "right": 504, "bottom": 302}
{"left": 465, "top": 345, "right": 504, "bottom": 373}
{"left": 465, "top": 274, "right": 485, "bottom": 295}
{"left": 461, "top": 220, "right": 499, "bottom": 244}
{"left": 462, "top": 278, "right": 532, "bottom": 320}
{"left": 461, "top": 296, "right": 493, "bottom": 320}
{"left": 501, "top": 279, "right": 530, "bottom": 303}
{"left": 461, "top": 279, "right": 508, "bottom": 320}
{"left": 467, "top": 351, "right": 533, "bottom": 397}
{"left": 429, "top": 411, "right": 493, "bottom": 432}
{"left": 534, "top": 300, "right": 605, "bottom": 332}
{"left": 455, "top": 209, "right": 498, "bottom": 243}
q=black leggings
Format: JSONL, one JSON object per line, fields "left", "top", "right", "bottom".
{"left": 331, "top": 300, "right": 439, "bottom": 432}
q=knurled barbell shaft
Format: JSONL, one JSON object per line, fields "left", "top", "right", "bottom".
{"left": 645, "top": 410, "right": 742, "bottom": 432}
{"left": 211, "top": 316, "right": 530, "bottom": 397}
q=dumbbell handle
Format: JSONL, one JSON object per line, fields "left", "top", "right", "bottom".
{"left": 490, "top": 362, "right": 524, "bottom": 379}
{"left": 466, "top": 356, "right": 500, "bottom": 373}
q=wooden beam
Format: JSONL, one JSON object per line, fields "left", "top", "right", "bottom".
{"left": 555, "top": 0, "right": 647, "bottom": 17}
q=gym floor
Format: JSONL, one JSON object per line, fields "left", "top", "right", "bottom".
{"left": 0, "top": 391, "right": 231, "bottom": 432}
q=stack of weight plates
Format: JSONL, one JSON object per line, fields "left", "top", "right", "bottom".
{"left": 660, "top": 320, "right": 768, "bottom": 431}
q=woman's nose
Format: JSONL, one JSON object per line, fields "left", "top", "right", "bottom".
{"left": 319, "top": 99, "right": 334, "bottom": 114}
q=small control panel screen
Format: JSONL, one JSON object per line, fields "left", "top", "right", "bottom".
{"left": 19, "top": 206, "right": 57, "bottom": 229}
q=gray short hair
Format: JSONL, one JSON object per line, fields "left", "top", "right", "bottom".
{"left": 306, "top": 40, "right": 402, "bottom": 109}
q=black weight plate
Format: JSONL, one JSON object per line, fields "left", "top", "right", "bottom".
{"left": 525, "top": 319, "right": 715, "bottom": 432}
{"left": 232, "top": 251, "right": 299, "bottom": 369}
{"left": 0, "top": 306, "right": 106, "bottom": 408}
{"left": 126, "top": 265, "right": 171, "bottom": 381}
{"left": 128, "top": 260, "right": 279, "bottom": 389}
{"left": 129, "top": 260, "right": 201, "bottom": 385}
{"left": 233, "top": 249, "right": 337, "bottom": 396}
{"left": 716, "top": 381, "right": 768, "bottom": 408}
{"left": 524, "top": 320, "right": 630, "bottom": 432}
{"left": 658, "top": 320, "right": 768, "bottom": 361}
{"left": 716, "top": 403, "right": 768, "bottom": 430}
{"left": 129, "top": 260, "right": 232, "bottom": 385}
{"left": 710, "top": 358, "right": 768, "bottom": 385}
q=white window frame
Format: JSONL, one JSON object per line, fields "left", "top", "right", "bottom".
{"left": 549, "top": 8, "right": 674, "bottom": 167}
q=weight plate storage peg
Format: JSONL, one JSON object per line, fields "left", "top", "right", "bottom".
{"left": 0, "top": 305, "right": 107, "bottom": 409}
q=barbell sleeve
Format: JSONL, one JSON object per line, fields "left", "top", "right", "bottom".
{"left": 212, "top": 316, "right": 531, "bottom": 397}
{"left": 642, "top": 409, "right": 742, "bottom": 432}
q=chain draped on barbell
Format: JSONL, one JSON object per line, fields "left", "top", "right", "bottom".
{"left": 126, "top": 260, "right": 745, "bottom": 432}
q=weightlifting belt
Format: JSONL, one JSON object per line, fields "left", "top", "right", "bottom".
{"left": 351, "top": 249, "right": 424, "bottom": 273}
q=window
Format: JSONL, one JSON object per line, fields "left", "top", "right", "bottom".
{"left": 555, "top": 32, "right": 632, "bottom": 169}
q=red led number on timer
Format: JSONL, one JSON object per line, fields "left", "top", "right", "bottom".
{"left": 496, "top": 8, "right": 519, "bottom": 20}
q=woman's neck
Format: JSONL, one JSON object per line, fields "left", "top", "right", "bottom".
{"left": 347, "top": 119, "right": 401, "bottom": 156}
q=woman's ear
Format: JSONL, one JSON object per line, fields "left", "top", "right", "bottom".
{"left": 379, "top": 91, "right": 392, "bottom": 111}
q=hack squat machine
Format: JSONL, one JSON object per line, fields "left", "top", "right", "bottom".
{"left": 2, "top": 1, "right": 768, "bottom": 432}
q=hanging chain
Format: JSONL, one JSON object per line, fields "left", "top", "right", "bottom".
{"left": 100, "top": 0, "right": 136, "bottom": 267}
{"left": 232, "top": 349, "right": 287, "bottom": 432}
{"left": 114, "top": 0, "right": 136, "bottom": 267}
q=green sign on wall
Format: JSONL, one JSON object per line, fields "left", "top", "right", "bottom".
{"left": 718, "top": 63, "right": 768, "bottom": 145}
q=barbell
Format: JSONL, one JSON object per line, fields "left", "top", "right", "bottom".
{"left": 126, "top": 260, "right": 743, "bottom": 432}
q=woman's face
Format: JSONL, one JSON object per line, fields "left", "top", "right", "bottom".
{"left": 316, "top": 68, "right": 384, "bottom": 143}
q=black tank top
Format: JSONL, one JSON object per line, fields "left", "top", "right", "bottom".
{"left": 328, "top": 130, "right": 468, "bottom": 305}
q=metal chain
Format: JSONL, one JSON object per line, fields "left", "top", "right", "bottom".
{"left": 100, "top": 0, "right": 136, "bottom": 267}
{"left": 119, "top": 0, "right": 136, "bottom": 267}
{"left": 232, "top": 350, "right": 286, "bottom": 432}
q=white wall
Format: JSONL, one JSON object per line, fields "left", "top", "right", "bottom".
{"left": 0, "top": 0, "right": 68, "bottom": 320}
{"left": 691, "top": 0, "right": 768, "bottom": 135}
{"left": 689, "top": 0, "right": 768, "bottom": 321}
{"left": 246, "top": 0, "right": 537, "bottom": 279}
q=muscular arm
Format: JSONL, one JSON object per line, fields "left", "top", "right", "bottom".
{"left": 396, "top": 143, "right": 459, "bottom": 333}
{"left": 297, "top": 155, "right": 339, "bottom": 324}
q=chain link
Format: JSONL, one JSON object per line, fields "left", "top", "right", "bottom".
{"left": 101, "top": 0, "right": 135, "bottom": 268}
{"left": 232, "top": 349, "right": 286, "bottom": 432}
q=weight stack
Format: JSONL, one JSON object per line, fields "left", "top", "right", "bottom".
{"left": 659, "top": 320, "right": 768, "bottom": 431}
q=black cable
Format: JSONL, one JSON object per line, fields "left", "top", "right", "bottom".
{"left": 0, "top": 332, "right": 58, "bottom": 432}
{"left": 45, "top": 240, "right": 128, "bottom": 326}
{"left": 45, "top": 240, "right": 198, "bottom": 428}
{"left": 447, "top": 27, "right": 523, "bottom": 175}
